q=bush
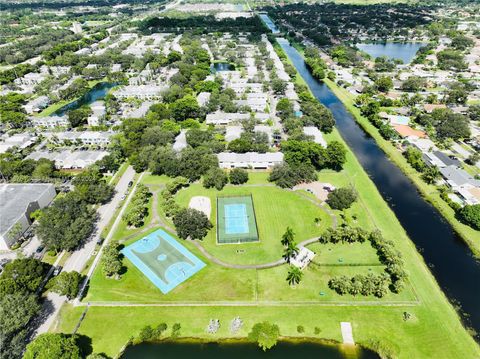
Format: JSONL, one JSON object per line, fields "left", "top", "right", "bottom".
{"left": 101, "top": 243, "right": 123, "bottom": 278}
{"left": 48, "top": 271, "right": 83, "bottom": 300}
{"left": 457, "top": 204, "right": 480, "bottom": 230}
{"left": 326, "top": 187, "right": 358, "bottom": 210}
{"left": 297, "top": 325, "right": 304, "bottom": 333}
{"left": 229, "top": 168, "right": 249, "bottom": 185}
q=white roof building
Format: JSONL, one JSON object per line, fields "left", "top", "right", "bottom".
{"left": 45, "top": 131, "right": 112, "bottom": 146}
{"left": 206, "top": 111, "right": 270, "bottom": 125}
{"left": 173, "top": 130, "right": 188, "bottom": 152}
{"left": 31, "top": 115, "right": 69, "bottom": 129}
{"left": 27, "top": 150, "right": 108, "bottom": 169}
{"left": 225, "top": 126, "right": 243, "bottom": 142}
{"left": 88, "top": 101, "right": 106, "bottom": 126}
{"left": 303, "top": 126, "right": 327, "bottom": 147}
{"left": 0, "top": 184, "right": 56, "bottom": 250}
{"left": 24, "top": 96, "right": 50, "bottom": 114}
{"left": 0, "top": 133, "right": 36, "bottom": 154}
{"left": 113, "top": 85, "right": 164, "bottom": 99}
{"left": 217, "top": 151, "right": 283, "bottom": 169}
{"left": 290, "top": 246, "right": 315, "bottom": 270}
{"left": 197, "top": 92, "right": 211, "bottom": 107}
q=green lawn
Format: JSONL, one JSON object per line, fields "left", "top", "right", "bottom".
{"left": 175, "top": 184, "right": 333, "bottom": 265}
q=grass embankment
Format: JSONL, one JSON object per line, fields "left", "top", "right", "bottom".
{"left": 323, "top": 78, "right": 480, "bottom": 257}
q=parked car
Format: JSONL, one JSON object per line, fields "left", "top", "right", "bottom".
{"left": 128, "top": 181, "right": 133, "bottom": 187}
{"left": 121, "top": 194, "right": 126, "bottom": 200}
{"left": 53, "top": 266, "right": 62, "bottom": 276}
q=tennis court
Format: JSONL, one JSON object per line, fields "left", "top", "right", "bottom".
{"left": 217, "top": 195, "right": 259, "bottom": 244}
{"left": 121, "top": 229, "right": 206, "bottom": 294}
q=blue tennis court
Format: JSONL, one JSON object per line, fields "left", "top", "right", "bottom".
{"left": 224, "top": 203, "right": 249, "bottom": 234}
{"left": 121, "top": 229, "right": 205, "bottom": 294}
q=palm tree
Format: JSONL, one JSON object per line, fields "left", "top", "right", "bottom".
{"left": 283, "top": 242, "right": 299, "bottom": 263}
{"left": 286, "top": 266, "right": 303, "bottom": 286}
{"left": 281, "top": 227, "right": 295, "bottom": 247}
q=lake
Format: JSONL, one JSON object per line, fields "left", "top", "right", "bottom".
{"left": 53, "top": 81, "right": 116, "bottom": 116}
{"left": 121, "top": 340, "right": 379, "bottom": 359}
{"left": 356, "top": 42, "right": 426, "bottom": 64}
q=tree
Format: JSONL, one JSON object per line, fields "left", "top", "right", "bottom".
{"left": 283, "top": 242, "right": 299, "bottom": 263}
{"left": 170, "top": 95, "right": 200, "bottom": 121}
{"left": 276, "top": 98, "right": 294, "bottom": 120}
{"left": 203, "top": 168, "right": 228, "bottom": 191}
{"left": 229, "top": 168, "right": 249, "bottom": 185}
{"left": 271, "top": 78, "right": 287, "bottom": 95}
{"left": 48, "top": 271, "right": 83, "bottom": 300}
{"left": 325, "top": 141, "right": 347, "bottom": 170}
{"left": 102, "top": 243, "right": 123, "bottom": 278}
{"left": 286, "top": 266, "right": 303, "bottom": 286}
{"left": 72, "top": 168, "right": 114, "bottom": 205}
{"left": 375, "top": 76, "right": 393, "bottom": 93}
{"left": 404, "top": 146, "right": 426, "bottom": 172}
{"left": 421, "top": 166, "right": 440, "bottom": 184}
{"left": 401, "top": 77, "right": 427, "bottom": 92}
{"left": 268, "top": 163, "right": 317, "bottom": 188}
{"left": 326, "top": 187, "right": 358, "bottom": 210}
{"left": 173, "top": 208, "right": 212, "bottom": 240}
{"left": 23, "top": 333, "right": 81, "bottom": 359}
{"left": 0, "top": 292, "right": 41, "bottom": 359}
{"left": 36, "top": 195, "right": 96, "bottom": 252}
{"left": 67, "top": 106, "right": 91, "bottom": 128}
{"left": 248, "top": 322, "right": 280, "bottom": 351}
{"left": 458, "top": 204, "right": 480, "bottom": 230}
{"left": 468, "top": 105, "right": 480, "bottom": 122}
{"left": 0, "top": 258, "right": 47, "bottom": 294}
{"left": 281, "top": 227, "right": 295, "bottom": 247}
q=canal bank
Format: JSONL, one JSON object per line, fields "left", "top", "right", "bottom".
{"left": 275, "top": 36, "right": 480, "bottom": 339}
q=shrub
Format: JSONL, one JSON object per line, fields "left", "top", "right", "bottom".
{"left": 229, "top": 168, "right": 249, "bottom": 185}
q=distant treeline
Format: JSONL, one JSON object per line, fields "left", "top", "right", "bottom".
{"left": 0, "top": 0, "right": 165, "bottom": 10}
{"left": 140, "top": 15, "right": 267, "bottom": 35}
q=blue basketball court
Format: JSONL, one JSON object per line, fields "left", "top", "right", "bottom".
{"left": 121, "top": 229, "right": 206, "bottom": 294}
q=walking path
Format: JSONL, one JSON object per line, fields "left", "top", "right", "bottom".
{"left": 75, "top": 299, "right": 419, "bottom": 307}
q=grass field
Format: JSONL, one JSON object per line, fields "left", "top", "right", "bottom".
{"left": 52, "top": 50, "right": 480, "bottom": 359}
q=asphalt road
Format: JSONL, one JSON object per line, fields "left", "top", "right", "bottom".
{"left": 34, "top": 166, "right": 135, "bottom": 336}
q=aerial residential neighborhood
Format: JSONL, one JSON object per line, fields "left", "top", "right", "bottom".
{"left": 0, "top": 0, "right": 479, "bottom": 359}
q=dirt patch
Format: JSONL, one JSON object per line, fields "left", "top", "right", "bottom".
{"left": 189, "top": 196, "right": 211, "bottom": 219}
{"left": 293, "top": 181, "right": 335, "bottom": 202}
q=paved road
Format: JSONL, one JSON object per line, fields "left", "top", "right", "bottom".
{"left": 34, "top": 166, "right": 135, "bottom": 336}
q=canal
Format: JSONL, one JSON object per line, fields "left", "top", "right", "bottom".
{"left": 122, "top": 340, "right": 379, "bottom": 358}
{"left": 276, "top": 37, "right": 480, "bottom": 336}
